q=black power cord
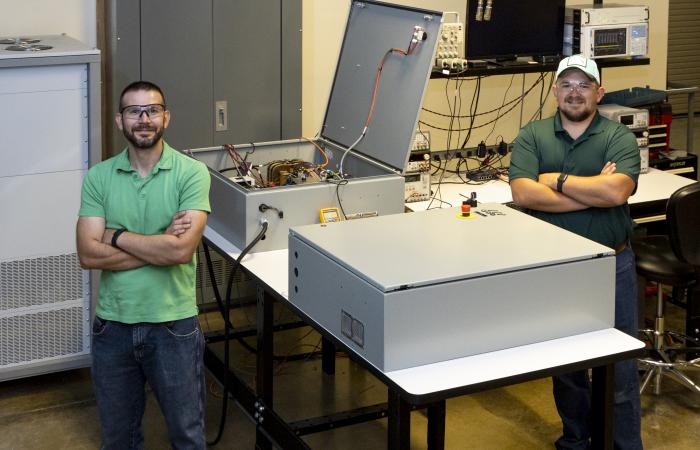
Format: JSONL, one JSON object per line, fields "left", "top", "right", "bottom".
{"left": 205, "top": 221, "right": 268, "bottom": 446}
{"left": 202, "top": 222, "right": 323, "bottom": 445}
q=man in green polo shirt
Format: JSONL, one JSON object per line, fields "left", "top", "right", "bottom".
{"left": 77, "top": 81, "right": 210, "bottom": 449}
{"left": 509, "top": 55, "right": 642, "bottom": 450}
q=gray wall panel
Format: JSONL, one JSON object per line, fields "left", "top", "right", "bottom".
{"left": 281, "top": 0, "right": 302, "bottom": 139}
{"left": 140, "top": 0, "right": 213, "bottom": 150}
{"left": 108, "top": 0, "right": 142, "bottom": 154}
{"left": 213, "top": 0, "right": 281, "bottom": 145}
{"left": 105, "top": 0, "right": 301, "bottom": 152}
{"left": 668, "top": 0, "right": 700, "bottom": 116}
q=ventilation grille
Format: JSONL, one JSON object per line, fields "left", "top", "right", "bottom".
{"left": 196, "top": 251, "right": 253, "bottom": 304}
{"left": 0, "top": 306, "right": 87, "bottom": 367}
{"left": 196, "top": 254, "right": 249, "bottom": 287}
{"left": 1, "top": 253, "right": 84, "bottom": 311}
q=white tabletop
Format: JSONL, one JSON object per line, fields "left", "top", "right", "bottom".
{"left": 205, "top": 226, "right": 289, "bottom": 298}
{"left": 384, "top": 328, "right": 643, "bottom": 396}
{"left": 628, "top": 167, "right": 696, "bottom": 204}
{"left": 203, "top": 226, "right": 644, "bottom": 396}
{"left": 407, "top": 168, "right": 695, "bottom": 212}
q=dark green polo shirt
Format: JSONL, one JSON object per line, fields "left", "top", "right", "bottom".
{"left": 509, "top": 111, "right": 640, "bottom": 248}
{"left": 79, "top": 142, "right": 211, "bottom": 323}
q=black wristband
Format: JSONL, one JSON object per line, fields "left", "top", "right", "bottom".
{"left": 111, "top": 228, "right": 127, "bottom": 249}
{"left": 556, "top": 173, "right": 569, "bottom": 193}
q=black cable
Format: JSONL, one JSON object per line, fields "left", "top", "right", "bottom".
{"left": 202, "top": 244, "right": 259, "bottom": 354}
{"left": 456, "top": 77, "right": 465, "bottom": 150}
{"left": 419, "top": 73, "right": 550, "bottom": 135}
{"left": 206, "top": 221, "right": 268, "bottom": 446}
{"left": 459, "top": 76, "right": 481, "bottom": 148}
{"left": 421, "top": 72, "right": 546, "bottom": 119}
{"left": 327, "top": 178, "right": 349, "bottom": 219}
{"left": 484, "top": 75, "right": 515, "bottom": 143}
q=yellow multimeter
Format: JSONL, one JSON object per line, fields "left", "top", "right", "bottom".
{"left": 319, "top": 207, "right": 342, "bottom": 223}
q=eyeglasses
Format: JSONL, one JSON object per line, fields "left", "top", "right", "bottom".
{"left": 120, "top": 104, "right": 166, "bottom": 120}
{"left": 557, "top": 81, "right": 596, "bottom": 93}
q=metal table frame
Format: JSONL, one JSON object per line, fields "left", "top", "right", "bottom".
{"left": 202, "top": 233, "right": 644, "bottom": 449}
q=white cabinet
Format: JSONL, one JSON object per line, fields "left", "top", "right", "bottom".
{"left": 0, "top": 35, "right": 101, "bottom": 381}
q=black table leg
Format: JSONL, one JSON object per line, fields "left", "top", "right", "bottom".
{"left": 256, "top": 285, "right": 274, "bottom": 450}
{"left": 388, "top": 390, "right": 411, "bottom": 450}
{"left": 591, "top": 364, "right": 615, "bottom": 450}
{"left": 322, "top": 336, "right": 336, "bottom": 375}
{"left": 687, "top": 285, "right": 700, "bottom": 346}
{"left": 427, "top": 400, "right": 446, "bottom": 450}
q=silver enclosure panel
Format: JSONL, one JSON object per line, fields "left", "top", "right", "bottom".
{"left": 290, "top": 203, "right": 615, "bottom": 291}
{"left": 289, "top": 225, "right": 616, "bottom": 372}
{"left": 191, "top": 139, "right": 405, "bottom": 252}
{"left": 322, "top": 1, "right": 442, "bottom": 171}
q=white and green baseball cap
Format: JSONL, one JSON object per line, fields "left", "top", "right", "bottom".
{"left": 556, "top": 54, "right": 600, "bottom": 84}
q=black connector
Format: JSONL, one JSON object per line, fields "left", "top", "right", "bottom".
{"left": 467, "top": 191, "right": 478, "bottom": 207}
{"left": 497, "top": 141, "right": 508, "bottom": 156}
{"left": 432, "top": 154, "right": 441, "bottom": 162}
{"left": 476, "top": 141, "right": 487, "bottom": 158}
{"left": 259, "top": 203, "right": 283, "bottom": 219}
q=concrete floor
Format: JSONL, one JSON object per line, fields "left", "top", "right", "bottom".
{"left": 1, "top": 296, "right": 699, "bottom": 450}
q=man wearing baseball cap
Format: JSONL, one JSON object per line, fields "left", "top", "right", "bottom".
{"left": 509, "top": 55, "right": 643, "bottom": 449}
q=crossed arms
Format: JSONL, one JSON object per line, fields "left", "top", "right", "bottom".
{"left": 510, "top": 161, "right": 636, "bottom": 213}
{"left": 76, "top": 210, "right": 208, "bottom": 271}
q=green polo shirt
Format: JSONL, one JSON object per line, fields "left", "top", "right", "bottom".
{"left": 79, "top": 142, "right": 211, "bottom": 323}
{"left": 509, "top": 111, "right": 640, "bottom": 248}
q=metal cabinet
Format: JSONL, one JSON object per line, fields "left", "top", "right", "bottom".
{"left": 106, "top": 0, "right": 301, "bottom": 153}
{"left": 0, "top": 35, "right": 101, "bottom": 381}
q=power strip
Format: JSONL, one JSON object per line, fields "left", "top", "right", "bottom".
{"left": 467, "top": 169, "right": 497, "bottom": 182}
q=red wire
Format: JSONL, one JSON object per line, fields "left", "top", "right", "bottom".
{"left": 365, "top": 47, "right": 409, "bottom": 128}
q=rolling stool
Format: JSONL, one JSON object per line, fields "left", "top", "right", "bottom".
{"left": 633, "top": 182, "right": 700, "bottom": 394}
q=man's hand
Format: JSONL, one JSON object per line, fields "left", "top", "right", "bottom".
{"left": 115, "top": 210, "right": 208, "bottom": 266}
{"left": 537, "top": 172, "right": 559, "bottom": 190}
{"left": 600, "top": 161, "right": 616, "bottom": 175}
{"left": 77, "top": 217, "right": 147, "bottom": 271}
{"left": 538, "top": 161, "right": 617, "bottom": 190}
{"left": 165, "top": 211, "right": 192, "bottom": 236}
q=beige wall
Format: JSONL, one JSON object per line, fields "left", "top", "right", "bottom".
{"left": 302, "top": 0, "right": 669, "bottom": 151}
{"left": 0, "top": 0, "right": 96, "bottom": 48}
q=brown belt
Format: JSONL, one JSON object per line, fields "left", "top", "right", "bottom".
{"left": 614, "top": 242, "right": 628, "bottom": 254}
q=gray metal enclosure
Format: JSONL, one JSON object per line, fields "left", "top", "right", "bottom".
{"left": 189, "top": 140, "right": 406, "bottom": 253}
{"left": 189, "top": 1, "right": 443, "bottom": 253}
{"left": 105, "top": 0, "right": 301, "bottom": 153}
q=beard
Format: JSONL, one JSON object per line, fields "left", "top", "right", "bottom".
{"left": 123, "top": 123, "right": 164, "bottom": 149}
{"left": 559, "top": 94, "right": 596, "bottom": 122}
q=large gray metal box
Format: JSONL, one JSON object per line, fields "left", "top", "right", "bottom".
{"left": 189, "top": 1, "right": 443, "bottom": 252}
{"left": 289, "top": 204, "right": 617, "bottom": 372}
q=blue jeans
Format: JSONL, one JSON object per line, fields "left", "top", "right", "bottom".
{"left": 91, "top": 316, "right": 206, "bottom": 450}
{"left": 553, "top": 246, "right": 643, "bottom": 450}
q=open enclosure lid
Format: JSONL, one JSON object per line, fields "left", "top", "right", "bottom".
{"left": 320, "top": 1, "right": 442, "bottom": 173}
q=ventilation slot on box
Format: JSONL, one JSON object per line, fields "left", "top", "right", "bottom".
{"left": 195, "top": 251, "right": 254, "bottom": 305}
